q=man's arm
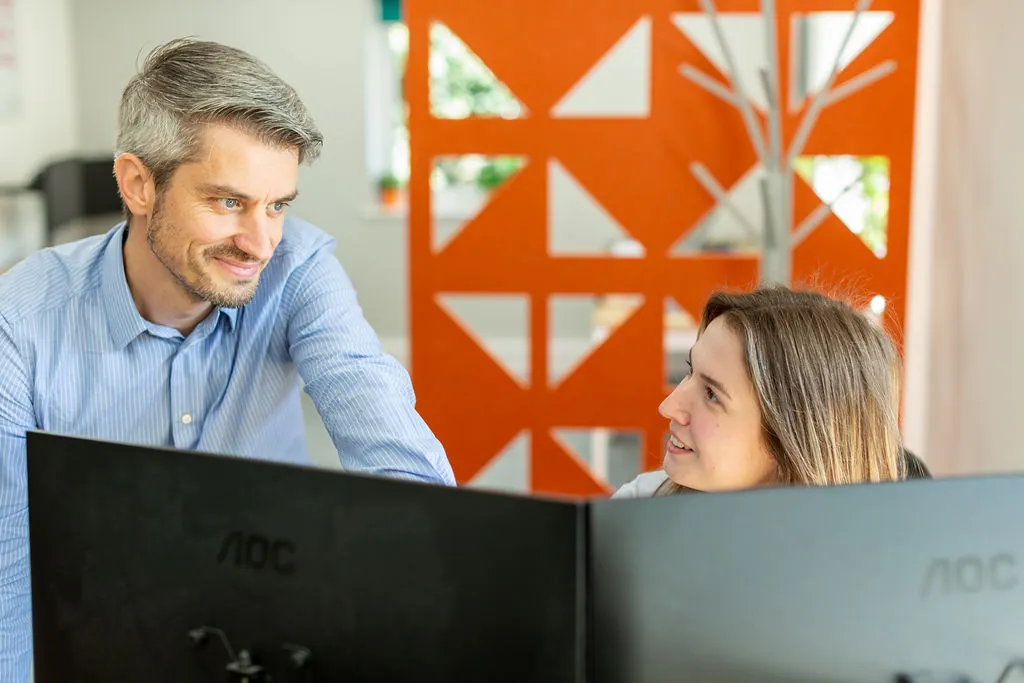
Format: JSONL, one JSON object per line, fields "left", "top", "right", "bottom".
{"left": 0, "top": 314, "right": 35, "bottom": 682}
{"left": 285, "top": 247, "right": 455, "bottom": 486}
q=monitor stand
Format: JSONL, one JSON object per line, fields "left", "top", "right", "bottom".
{"left": 188, "top": 625, "right": 312, "bottom": 682}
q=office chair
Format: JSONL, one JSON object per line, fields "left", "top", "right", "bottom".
{"left": 27, "top": 157, "right": 122, "bottom": 245}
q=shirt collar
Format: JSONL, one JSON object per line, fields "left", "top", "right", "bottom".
{"left": 101, "top": 223, "right": 239, "bottom": 350}
{"left": 220, "top": 305, "right": 239, "bottom": 330}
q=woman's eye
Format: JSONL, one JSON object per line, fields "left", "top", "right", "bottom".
{"left": 705, "top": 385, "right": 719, "bottom": 403}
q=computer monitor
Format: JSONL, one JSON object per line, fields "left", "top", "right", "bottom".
{"left": 589, "top": 477, "right": 1024, "bottom": 683}
{"left": 26, "top": 432, "right": 585, "bottom": 682}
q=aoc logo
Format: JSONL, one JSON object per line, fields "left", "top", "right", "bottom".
{"left": 217, "top": 531, "right": 296, "bottom": 577}
{"left": 921, "top": 553, "right": 1017, "bottom": 597}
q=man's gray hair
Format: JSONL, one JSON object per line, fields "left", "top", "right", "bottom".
{"left": 116, "top": 37, "right": 323, "bottom": 188}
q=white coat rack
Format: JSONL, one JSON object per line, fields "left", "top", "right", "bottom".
{"left": 680, "top": 0, "right": 896, "bottom": 284}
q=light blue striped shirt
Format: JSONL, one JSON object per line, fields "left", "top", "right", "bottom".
{"left": 0, "top": 217, "right": 455, "bottom": 681}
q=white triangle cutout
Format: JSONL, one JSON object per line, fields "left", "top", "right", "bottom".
{"left": 552, "top": 428, "right": 642, "bottom": 489}
{"left": 437, "top": 294, "right": 530, "bottom": 386}
{"left": 663, "top": 297, "right": 700, "bottom": 330}
{"left": 670, "top": 163, "right": 764, "bottom": 254}
{"left": 672, "top": 13, "right": 769, "bottom": 111}
{"left": 548, "top": 294, "right": 643, "bottom": 386}
{"left": 466, "top": 430, "right": 530, "bottom": 493}
{"left": 549, "top": 159, "right": 644, "bottom": 256}
{"left": 551, "top": 429, "right": 604, "bottom": 482}
{"left": 672, "top": 11, "right": 893, "bottom": 114}
{"left": 793, "top": 155, "right": 889, "bottom": 258}
{"left": 432, "top": 157, "right": 527, "bottom": 253}
{"left": 552, "top": 16, "right": 651, "bottom": 118}
{"left": 794, "top": 12, "right": 894, "bottom": 110}
{"left": 430, "top": 22, "right": 528, "bottom": 119}
{"left": 432, "top": 191, "right": 488, "bottom": 254}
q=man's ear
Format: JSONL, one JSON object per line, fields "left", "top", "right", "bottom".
{"left": 113, "top": 153, "right": 156, "bottom": 217}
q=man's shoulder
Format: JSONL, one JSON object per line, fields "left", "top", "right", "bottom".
{"left": 257, "top": 216, "right": 342, "bottom": 302}
{"left": 0, "top": 230, "right": 112, "bottom": 326}
{"left": 274, "top": 215, "right": 336, "bottom": 265}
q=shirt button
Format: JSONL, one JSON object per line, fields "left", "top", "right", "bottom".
{"left": 181, "top": 414, "right": 193, "bottom": 424}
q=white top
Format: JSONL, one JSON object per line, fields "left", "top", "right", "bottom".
{"left": 611, "top": 470, "right": 670, "bottom": 499}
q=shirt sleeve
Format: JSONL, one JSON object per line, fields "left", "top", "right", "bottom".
{"left": 0, "top": 314, "right": 35, "bottom": 682}
{"left": 285, "top": 246, "right": 456, "bottom": 486}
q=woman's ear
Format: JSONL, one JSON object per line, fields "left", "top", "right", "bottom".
{"left": 113, "top": 154, "right": 156, "bottom": 218}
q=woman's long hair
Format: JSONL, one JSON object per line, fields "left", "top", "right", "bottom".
{"left": 658, "top": 286, "right": 904, "bottom": 494}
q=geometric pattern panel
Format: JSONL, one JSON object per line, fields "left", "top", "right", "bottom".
{"left": 548, "top": 159, "right": 646, "bottom": 256}
{"left": 464, "top": 430, "right": 530, "bottom": 493}
{"left": 430, "top": 21, "right": 528, "bottom": 119}
{"left": 551, "top": 15, "right": 652, "bottom": 118}
{"left": 551, "top": 427, "right": 645, "bottom": 490}
{"left": 432, "top": 155, "right": 528, "bottom": 252}
{"left": 408, "top": 0, "right": 921, "bottom": 496}
{"left": 672, "top": 10, "right": 894, "bottom": 112}
{"left": 436, "top": 293, "right": 530, "bottom": 386}
{"left": 548, "top": 294, "right": 644, "bottom": 385}
{"left": 793, "top": 154, "right": 891, "bottom": 257}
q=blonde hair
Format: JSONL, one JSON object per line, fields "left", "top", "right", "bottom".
{"left": 659, "top": 285, "right": 903, "bottom": 493}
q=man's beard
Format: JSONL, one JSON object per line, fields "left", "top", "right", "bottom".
{"left": 146, "top": 207, "right": 264, "bottom": 308}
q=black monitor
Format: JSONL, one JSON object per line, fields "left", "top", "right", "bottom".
{"left": 26, "top": 432, "right": 585, "bottom": 682}
{"left": 32, "top": 431, "right": 1018, "bottom": 683}
{"left": 589, "top": 478, "right": 1024, "bottom": 683}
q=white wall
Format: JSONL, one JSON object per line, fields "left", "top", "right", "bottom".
{"left": 910, "top": 0, "right": 1024, "bottom": 477}
{"left": 0, "top": 0, "right": 77, "bottom": 185}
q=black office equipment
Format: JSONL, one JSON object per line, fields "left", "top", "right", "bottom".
{"left": 27, "top": 431, "right": 1024, "bottom": 683}
{"left": 27, "top": 157, "right": 121, "bottom": 244}
{"left": 589, "top": 478, "right": 1024, "bottom": 683}
{"left": 26, "top": 432, "right": 585, "bottom": 682}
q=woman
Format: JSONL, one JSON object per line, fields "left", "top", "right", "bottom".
{"left": 614, "top": 285, "right": 927, "bottom": 498}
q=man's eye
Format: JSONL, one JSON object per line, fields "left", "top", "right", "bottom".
{"left": 220, "top": 198, "right": 239, "bottom": 209}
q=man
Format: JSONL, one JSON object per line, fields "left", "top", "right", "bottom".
{"left": 0, "top": 38, "right": 454, "bottom": 680}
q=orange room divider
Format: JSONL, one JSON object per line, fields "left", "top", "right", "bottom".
{"left": 406, "top": 0, "right": 920, "bottom": 496}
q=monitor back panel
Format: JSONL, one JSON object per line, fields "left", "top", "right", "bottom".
{"left": 28, "top": 433, "right": 584, "bottom": 683}
{"left": 590, "top": 477, "right": 1024, "bottom": 683}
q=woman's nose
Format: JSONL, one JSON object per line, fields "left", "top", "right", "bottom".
{"left": 659, "top": 380, "right": 691, "bottom": 425}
